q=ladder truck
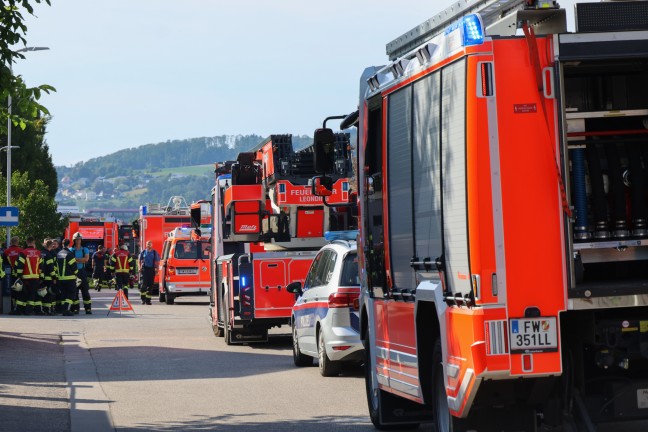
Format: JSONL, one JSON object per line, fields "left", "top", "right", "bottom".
{"left": 311, "top": 0, "right": 648, "bottom": 430}
{"left": 209, "top": 130, "right": 356, "bottom": 344}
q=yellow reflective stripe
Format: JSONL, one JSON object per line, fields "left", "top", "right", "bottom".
{"left": 26, "top": 256, "right": 34, "bottom": 276}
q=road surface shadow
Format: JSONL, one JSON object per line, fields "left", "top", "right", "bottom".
{"left": 123, "top": 413, "right": 381, "bottom": 431}
{"left": 89, "top": 343, "right": 297, "bottom": 382}
{"left": 0, "top": 331, "right": 71, "bottom": 431}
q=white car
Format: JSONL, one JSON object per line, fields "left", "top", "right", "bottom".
{"left": 287, "top": 233, "right": 362, "bottom": 376}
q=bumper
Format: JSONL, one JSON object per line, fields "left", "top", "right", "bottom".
{"left": 166, "top": 282, "right": 210, "bottom": 295}
{"left": 320, "top": 309, "right": 363, "bottom": 362}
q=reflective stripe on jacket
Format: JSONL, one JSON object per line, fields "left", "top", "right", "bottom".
{"left": 40, "top": 249, "right": 56, "bottom": 281}
{"left": 4, "top": 245, "right": 23, "bottom": 276}
{"left": 109, "top": 250, "right": 134, "bottom": 273}
{"left": 17, "top": 247, "right": 43, "bottom": 280}
{"left": 56, "top": 249, "right": 78, "bottom": 281}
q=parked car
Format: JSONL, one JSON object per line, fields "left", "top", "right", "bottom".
{"left": 287, "top": 232, "right": 362, "bottom": 376}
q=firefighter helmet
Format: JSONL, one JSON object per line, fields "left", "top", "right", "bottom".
{"left": 36, "top": 288, "right": 47, "bottom": 298}
{"left": 73, "top": 232, "right": 83, "bottom": 240}
{"left": 11, "top": 280, "right": 23, "bottom": 292}
{"left": 76, "top": 277, "right": 83, "bottom": 287}
{"left": 121, "top": 243, "right": 128, "bottom": 250}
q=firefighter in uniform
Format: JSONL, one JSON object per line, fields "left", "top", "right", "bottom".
{"left": 108, "top": 243, "right": 135, "bottom": 299}
{"left": 4, "top": 236, "right": 23, "bottom": 313}
{"left": 70, "top": 232, "right": 92, "bottom": 314}
{"left": 139, "top": 241, "right": 159, "bottom": 305}
{"left": 15, "top": 237, "right": 43, "bottom": 315}
{"left": 40, "top": 238, "right": 57, "bottom": 315}
{"left": 55, "top": 239, "right": 78, "bottom": 316}
{"left": 91, "top": 245, "right": 109, "bottom": 291}
{"left": 0, "top": 255, "right": 6, "bottom": 309}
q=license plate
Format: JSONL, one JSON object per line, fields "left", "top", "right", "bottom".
{"left": 638, "top": 389, "right": 648, "bottom": 409}
{"left": 177, "top": 269, "right": 197, "bottom": 275}
{"left": 509, "top": 317, "right": 558, "bottom": 353}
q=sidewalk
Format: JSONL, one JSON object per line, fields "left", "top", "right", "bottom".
{"left": 0, "top": 329, "right": 70, "bottom": 431}
{"left": 0, "top": 293, "right": 117, "bottom": 432}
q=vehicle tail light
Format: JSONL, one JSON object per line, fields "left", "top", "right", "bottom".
{"left": 328, "top": 292, "right": 357, "bottom": 308}
{"left": 241, "top": 287, "right": 252, "bottom": 307}
{"left": 332, "top": 346, "right": 351, "bottom": 351}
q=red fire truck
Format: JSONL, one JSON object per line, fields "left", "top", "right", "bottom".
{"left": 209, "top": 132, "right": 356, "bottom": 344}
{"left": 310, "top": 1, "right": 648, "bottom": 430}
{"left": 64, "top": 215, "right": 119, "bottom": 256}
{"left": 135, "top": 196, "right": 191, "bottom": 292}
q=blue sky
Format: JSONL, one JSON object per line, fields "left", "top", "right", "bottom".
{"left": 17, "top": 0, "right": 582, "bottom": 166}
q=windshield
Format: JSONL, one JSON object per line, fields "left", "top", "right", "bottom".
{"left": 339, "top": 253, "right": 359, "bottom": 286}
{"left": 173, "top": 240, "right": 209, "bottom": 260}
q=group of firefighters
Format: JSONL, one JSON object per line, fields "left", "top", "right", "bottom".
{"left": 3, "top": 232, "right": 159, "bottom": 316}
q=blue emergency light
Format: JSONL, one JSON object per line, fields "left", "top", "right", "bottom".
{"left": 324, "top": 230, "right": 359, "bottom": 242}
{"left": 462, "top": 14, "right": 484, "bottom": 46}
{"left": 241, "top": 276, "right": 247, "bottom": 287}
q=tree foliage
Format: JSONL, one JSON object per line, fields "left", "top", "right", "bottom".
{"left": 0, "top": 1, "right": 60, "bottom": 246}
{"left": 0, "top": 116, "right": 57, "bottom": 197}
{"left": 0, "top": 0, "right": 55, "bottom": 135}
{"left": 0, "top": 171, "right": 66, "bottom": 244}
{"left": 55, "top": 134, "right": 319, "bottom": 220}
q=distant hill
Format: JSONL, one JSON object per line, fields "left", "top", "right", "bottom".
{"left": 57, "top": 134, "right": 315, "bottom": 180}
{"left": 55, "top": 134, "right": 316, "bottom": 216}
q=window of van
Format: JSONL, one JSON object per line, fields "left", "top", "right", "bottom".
{"left": 173, "top": 240, "right": 210, "bottom": 260}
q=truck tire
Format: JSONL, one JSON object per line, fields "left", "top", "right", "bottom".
{"left": 165, "top": 292, "right": 175, "bottom": 305}
{"left": 213, "top": 324, "right": 224, "bottom": 338}
{"left": 292, "top": 320, "right": 313, "bottom": 367}
{"left": 364, "top": 327, "right": 419, "bottom": 430}
{"left": 318, "top": 329, "right": 340, "bottom": 377}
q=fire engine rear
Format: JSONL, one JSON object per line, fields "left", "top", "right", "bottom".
{"left": 309, "top": 1, "right": 648, "bottom": 430}
{"left": 64, "top": 215, "right": 119, "bottom": 258}
{"left": 209, "top": 132, "right": 356, "bottom": 344}
{"left": 135, "top": 196, "right": 191, "bottom": 293}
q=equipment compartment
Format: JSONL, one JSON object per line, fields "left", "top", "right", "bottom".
{"left": 564, "top": 59, "right": 648, "bottom": 296}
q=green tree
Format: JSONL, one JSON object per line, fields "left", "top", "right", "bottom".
{"left": 0, "top": 171, "right": 66, "bottom": 243}
{"left": 0, "top": 0, "right": 55, "bottom": 135}
{"left": 1, "top": 116, "right": 57, "bottom": 197}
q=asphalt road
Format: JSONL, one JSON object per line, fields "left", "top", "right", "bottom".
{"left": 0, "top": 292, "right": 408, "bottom": 432}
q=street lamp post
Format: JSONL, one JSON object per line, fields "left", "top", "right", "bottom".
{"left": 5, "top": 46, "right": 49, "bottom": 247}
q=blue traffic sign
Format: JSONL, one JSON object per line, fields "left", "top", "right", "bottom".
{"left": 0, "top": 207, "right": 19, "bottom": 227}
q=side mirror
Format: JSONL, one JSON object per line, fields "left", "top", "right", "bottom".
{"left": 311, "top": 176, "right": 333, "bottom": 197}
{"left": 313, "top": 128, "right": 336, "bottom": 173}
{"left": 286, "top": 281, "right": 303, "bottom": 296}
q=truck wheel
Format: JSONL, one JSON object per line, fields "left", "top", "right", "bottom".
{"left": 165, "top": 293, "right": 175, "bottom": 305}
{"left": 433, "top": 339, "right": 454, "bottom": 432}
{"left": 213, "top": 324, "right": 224, "bottom": 337}
{"left": 318, "top": 329, "right": 340, "bottom": 377}
{"left": 292, "top": 320, "right": 313, "bottom": 367}
{"left": 224, "top": 321, "right": 232, "bottom": 345}
{"left": 364, "top": 327, "right": 419, "bottom": 430}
